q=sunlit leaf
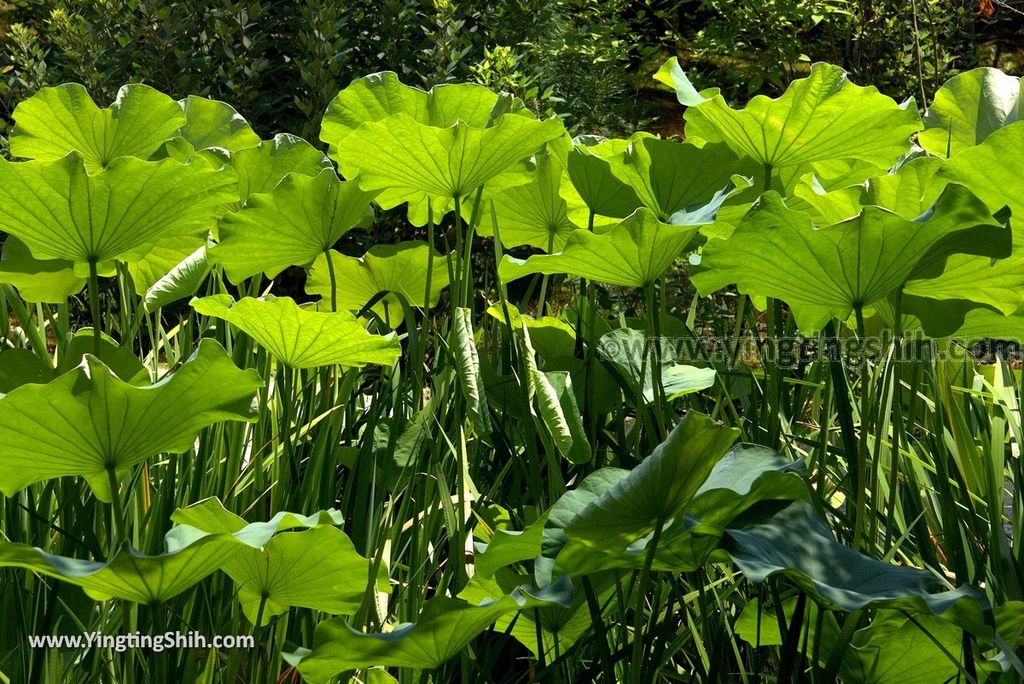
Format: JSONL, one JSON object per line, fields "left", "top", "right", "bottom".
{"left": 920, "top": 67, "right": 1022, "bottom": 157}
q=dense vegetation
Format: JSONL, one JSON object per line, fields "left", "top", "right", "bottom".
{"left": 1, "top": 27, "right": 1024, "bottom": 684}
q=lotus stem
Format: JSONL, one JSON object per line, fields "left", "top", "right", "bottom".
{"left": 323, "top": 248, "right": 338, "bottom": 312}
{"left": 88, "top": 258, "right": 102, "bottom": 356}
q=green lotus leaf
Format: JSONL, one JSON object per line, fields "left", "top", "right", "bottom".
{"left": 547, "top": 413, "right": 738, "bottom": 572}
{"left": 692, "top": 184, "right": 1012, "bottom": 332}
{"left": 485, "top": 303, "right": 576, "bottom": 362}
{"left": 282, "top": 577, "right": 573, "bottom": 683}
{"left": 532, "top": 369, "right": 590, "bottom": 463}
{"left": 723, "top": 500, "right": 990, "bottom": 633}
{"left": 499, "top": 206, "right": 709, "bottom": 287}
{"left": 126, "top": 233, "right": 208, "bottom": 295}
{"left": 474, "top": 513, "right": 550, "bottom": 579}
{"left": 336, "top": 112, "right": 564, "bottom": 214}
{"left": 143, "top": 243, "right": 210, "bottom": 311}
{"left": 230, "top": 133, "right": 332, "bottom": 204}
{"left": 191, "top": 294, "right": 401, "bottom": 369}
{"left": 612, "top": 138, "right": 753, "bottom": 223}
{"left": 920, "top": 68, "right": 1022, "bottom": 157}
{"left": 0, "top": 153, "right": 235, "bottom": 268}
{"left": 211, "top": 168, "right": 377, "bottom": 283}
{"left": 10, "top": 83, "right": 185, "bottom": 170}
{"left": 0, "top": 339, "right": 261, "bottom": 501}
{"left": 320, "top": 71, "right": 529, "bottom": 149}
{"left": 0, "top": 348, "right": 52, "bottom": 394}
{"left": 655, "top": 59, "right": 921, "bottom": 171}
{"left": 0, "top": 235, "right": 84, "bottom": 302}
{"left": 597, "top": 327, "right": 716, "bottom": 404}
{"left": 475, "top": 147, "right": 580, "bottom": 251}
{"left": 565, "top": 137, "right": 644, "bottom": 220}
{"left": 171, "top": 499, "right": 368, "bottom": 625}
{"left": 0, "top": 533, "right": 245, "bottom": 604}
{"left": 306, "top": 243, "right": 451, "bottom": 326}
{"left": 179, "top": 95, "right": 260, "bottom": 152}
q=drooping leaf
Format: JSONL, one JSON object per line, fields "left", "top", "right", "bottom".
{"left": 655, "top": 59, "right": 921, "bottom": 171}
{"left": 172, "top": 499, "right": 368, "bottom": 625}
{"left": 211, "top": 169, "right": 377, "bottom": 283}
{"left": 178, "top": 95, "right": 260, "bottom": 152}
{"left": 10, "top": 83, "right": 185, "bottom": 170}
{"left": 0, "top": 153, "right": 235, "bottom": 268}
{"left": 143, "top": 243, "right": 211, "bottom": 311}
{"left": 920, "top": 68, "right": 1022, "bottom": 157}
{"left": 499, "top": 207, "right": 707, "bottom": 287}
{"left": 532, "top": 369, "right": 590, "bottom": 463}
{"left": 0, "top": 235, "right": 84, "bottom": 302}
{"left": 724, "top": 501, "right": 990, "bottom": 632}
{"left": 0, "top": 533, "right": 245, "bottom": 604}
{"left": 306, "top": 243, "right": 451, "bottom": 326}
{"left": 451, "top": 307, "right": 491, "bottom": 434}
{"left": 474, "top": 513, "right": 550, "bottom": 579}
{"left": 0, "top": 339, "right": 261, "bottom": 501}
{"left": 283, "top": 577, "right": 573, "bottom": 683}
{"left": 191, "top": 295, "right": 401, "bottom": 369}
{"left": 692, "top": 184, "right": 1012, "bottom": 332}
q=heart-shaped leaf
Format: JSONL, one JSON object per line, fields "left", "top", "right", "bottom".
{"left": 191, "top": 295, "right": 401, "bottom": 369}
{"left": 0, "top": 339, "right": 261, "bottom": 501}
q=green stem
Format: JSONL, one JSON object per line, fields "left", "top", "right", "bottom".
{"left": 106, "top": 467, "right": 128, "bottom": 552}
{"left": 88, "top": 258, "right": 102, "bottom": 356}
{"left": 631, "top": 519, "right": 664, "bottom": 684}
{"left": 323, "top": 248, "right": 338, "bottom": 312}
{"left": 853, "top": 305, "right": 870, "bottom": 551}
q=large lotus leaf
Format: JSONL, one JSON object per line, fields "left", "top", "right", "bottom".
{"left": 0, "top": 153, "right": 235, "bottom": 268}
{"left": 611, "top": 138, "right": 753, "bottom": 223}
{"left": 597, "top": 327, "right": 716, "bottom": 404}
{"left": 920, "top": 68, "right": 1021, "bottom": 157}
{"left": 0, "top": 234, "right": 84, "bottom": 302}
{"left": 143, "top": 243, "right": 210, "bottom": 310}
{"left": 306, "top": 243, "right": 451, "bottom": 326}
{"left": 723, "top": 501, "right": 990, "bottom": 633}
{"left": 211, "top": 169, "right": 377, "bottom": 283}
{"left": 10, "top": 83, "right": 184, "bottom": 170}
{"left": 230, "top": 134, "right": 332, "bottom": 204}
{"left": 191, "top": 295, "right": 400, "bottom": 369}
{"left": 565, "top": 135, "right": 645, "bottom": 219}
{"left": 282, "top": 577, "right": 573, "bottom": 683}
{"left": 552, "top": 412, "right": 738, "bottom": 565}
{"left": 0, "top": 339, "right": 260, "bottom": 501}
{"left": 171, "top": 499, "right": 367, "bottom": 625}
{"left": 320, "top": 71, "right": 529, "bottom": 150}
{"left": 692, "top": 184, "right": 1012, "bottom": 332}
{"left": 0, "top": 533, "right": 245, "bottom": 604}
{"left": 474, "top": 513, "right": 550, "bottom": 579}
{"left": 336, "top": 112, "right": 564, "bottom": 205}
{"left": 938, "top": 122, "right": 1024, "bottom": 220}
{"left": 178, "top": 95, "right": 260, "bottom": 152}
{"left": 655, "top": 59, "right": 920, "bottom": 171}
{"left": 0, "top": 329, "right": 149, "bottom": 393}
{"left": 475, "top": 148, "right": 581, "bottom": 251}
{"left": 499, "top": 207, "right": 706, "bottom": 287}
